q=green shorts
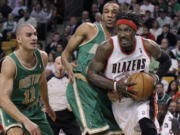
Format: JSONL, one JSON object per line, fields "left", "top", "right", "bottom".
{"left": 0, "top": 107, "right": 53, "bottom": 135}
{"left": 66, "top": 74, "right": 121, "bottom": 135}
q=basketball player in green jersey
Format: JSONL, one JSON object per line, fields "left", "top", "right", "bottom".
{"left": 0, "top": 24, "right": 56, "bottom": 135}
{"left": 62, "top": 2, "right": 121, "bottom": 135}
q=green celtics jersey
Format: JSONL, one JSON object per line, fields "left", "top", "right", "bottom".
{"left": 73, "top": 24, "right": 106, "bottom": 76}
{"left": 9, "top": 49, "right": 44, "bottom": 114}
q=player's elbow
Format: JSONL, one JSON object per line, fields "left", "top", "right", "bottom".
{"left": 86, "top": 69, "right": 95, "bottom": 84}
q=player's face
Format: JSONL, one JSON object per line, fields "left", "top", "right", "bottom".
{"left": 55, "top": 58, "right": 65, "bottom": 76}
{"left": 102, "top": 3, "right": 119, "bottom": 28}
{"left": 117, "top": 24, "right": 136, "bottom": 51}
{"left": 17, "top": 26, "right": 38, "bottom": 51}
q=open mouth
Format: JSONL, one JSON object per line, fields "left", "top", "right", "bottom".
{"left": 107, "top": 19, "right": 113, "bottom": 24}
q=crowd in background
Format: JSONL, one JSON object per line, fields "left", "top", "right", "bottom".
{"left": 0, "top": 0, "right": 180, "bottom": 134}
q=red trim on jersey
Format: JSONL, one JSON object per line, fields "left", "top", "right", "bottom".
{"left": 118, "top": 38, "right": 136, "bottom": 55}
{"left": 103, "top": 38, "right": 114, "bottom": 73}
{"left": 153, "top": 92, "right": 158, "bottom": 121}
{"left": 141, "top": 37, "right": 152, "bottom": 62}
{"left": 105, "top": 76, "right": 114, "bottom": 81}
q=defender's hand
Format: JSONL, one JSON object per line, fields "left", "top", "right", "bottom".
{"left": 66, "top": 63, "right": 78, "bottom": 82}
{"left": 44, "top": 105, "right": 56, "bottom": 122}
{"left": 23, "top": 120, "right": 41, "bottom": 135}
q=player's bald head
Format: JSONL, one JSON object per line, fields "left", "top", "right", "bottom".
{"left": 16, "top": 24, "right": 35, "bottom": 37}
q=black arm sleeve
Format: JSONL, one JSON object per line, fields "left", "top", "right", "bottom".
{"left": 156, "top": 51, "right": 171, "bottom": 78}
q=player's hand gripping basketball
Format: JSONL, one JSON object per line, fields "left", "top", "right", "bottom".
{"left": 23, "top": 120, "right": 41, "bottom": 135}
{"left": 116, "top": 74, "right": 138, "bottom": 99}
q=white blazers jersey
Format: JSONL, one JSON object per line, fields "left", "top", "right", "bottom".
{"left": 103, "top": 35, "right": 159, "bottom": 135}
{"left": 104, "top": 35, "right": 151, "bottom": 81}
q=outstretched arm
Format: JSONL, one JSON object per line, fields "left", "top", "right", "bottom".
{"left": 87, "top": 40, "right": 114, "bottom": 90}
{"left": 61, "top": 23, "right": 93, "bottom": 82}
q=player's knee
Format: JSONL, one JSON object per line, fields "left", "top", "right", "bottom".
{"left": 139, "top": 118, "right": 157, "bottom": 135}
{"left": 7, "top": 127, "right": 23, "bottom": 135}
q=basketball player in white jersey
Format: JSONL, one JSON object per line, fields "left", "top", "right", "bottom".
{"left": 87, "top": 12, "right": 171, "bottom": 135}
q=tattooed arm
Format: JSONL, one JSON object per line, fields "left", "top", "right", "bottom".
{"left": 87, "top": 40, "right": 114, "bottom": 90}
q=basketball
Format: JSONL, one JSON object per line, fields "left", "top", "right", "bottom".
{"left": 127, "top": 72, "right": 155, "bottom": 101}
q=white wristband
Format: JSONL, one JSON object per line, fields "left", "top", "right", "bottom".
{"left": 154, "top": 74, "right": 159, "bottom": 82}
{"left": 114, "top": 81, "right": 117, "bottom": 92}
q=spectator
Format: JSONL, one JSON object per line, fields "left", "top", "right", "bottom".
{"left": 69, "top": 16, "right": 79, "bottom": 35}
{"left": 168, "top": 100, "right": 177, "bottom": 116}
{"left": 170, "top": 15, "right": 180, "bottom": 35}
{"left": 55, "top": 42, "right": 65, "bottom": 57}
{"left": 165, "top": 50, "right": 179, "bottom": 79}
{"left": 0, "top": 0, "right": 12, "bottom": 18}
{"left": 169, "top": 0, "right": 180, "bottom": 14}
{"left": 18, "top": 9, "right": 37, "bottom": 28}
{"left": 3, "top": 13, "right": 17, "bottom": 39}
{"left": 12, "top": 0, "right": 27, "bottom": 17}
{"left": 157, "top": 103, "right": 179, "bottom": 135}
{"left": 167, "top": 80, "right": 179, "bottom": 100}
{"left": 160, "top": 38, "right": 169, "bottom": 52}
{"left": 156, "top": 82, "right": 171, "bottom": 105}
{"left": 157, "top": 24, "right": 177, "bottom": 48}
{"left": 167, "top": 5, "right": 175, "bottom": 18}
{"left": 171, "top": 38, "right": 180, "bottom": 63}
{"left": 42, "top": 1, "right": 53, "bottom": 31}
{"left": 8, "top": 0, "right": 18, "bottom": 9}
{"left": 81, "top": 10, "right": 90, "bottom": 23}
{"left": 46, "top": 51, "right": 56, "bottom": 80}
{"left": 132, "top": 3, "right": 141, "bottom": 14}
{"left": 144, "top": 10, "right": 154, "bottom": 29}
{"left": 141, "top": 24, "right": 155, "bottom": 40}
{"left": 46, "top": 32, "right": 61, "bottom": 54}
{"left": 117, "top": 0, "right": 131, "bottom": 4}
{"left": 150, "top": 20, "right": 162, "bottom": 40}
{"left": 62, "top": 24, "right": 71, "bottom": 41}
{"left": 31, "top": 2, "right": 52, "bottom": 40}
{"left": 94, "top": 12, "right": 102, "bottom": 24}
{"left": 140, "top": 0, "right": 154, "bottom": 17}
{"left": 0, "top": 12, "right": 6, "bottom": 23}
{"left": 153, "top": 4, "right": 160, "bottom": 19}
{"left": 90, "top": 3, "right": 99, "bottom": 22}
{"left": 49, "top": 0, "right": 65, "bottom": 24}
{"left": 119, "top": 2, "right": 130, "bottom": 12}
{"left": 175, "top": 97, "right": 180, "bottom": 123}
{"left": 156, "top": 8, "right": 171, "bottom": 28}
{"left": 158, "top": 0, "right": 168, "bottom": 11}
{"left": 47, "top": 56, "right": 81, "bottom": 135}
{"left": 129, "top": 0, "right": 137, "bottom": 11}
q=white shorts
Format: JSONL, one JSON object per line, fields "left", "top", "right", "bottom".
{"left": 112, "top": 98, "right": 159, "bottom": 135}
